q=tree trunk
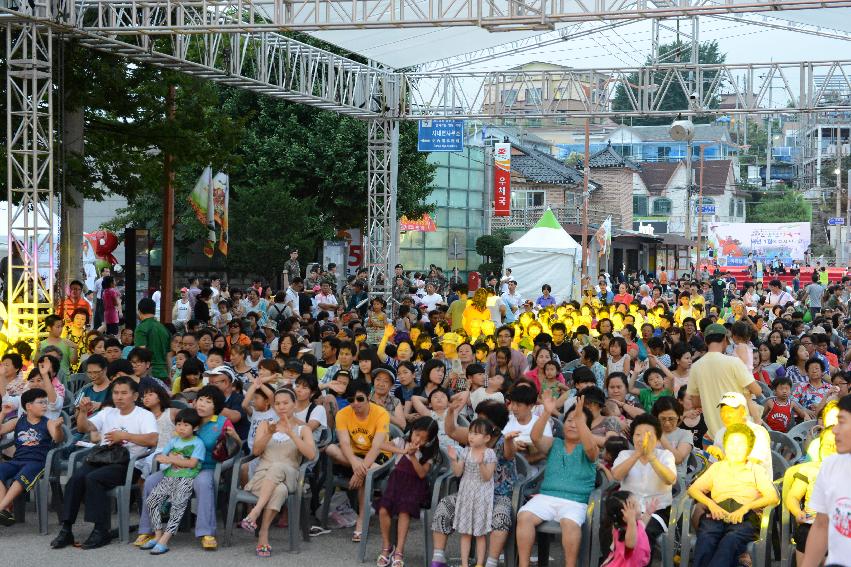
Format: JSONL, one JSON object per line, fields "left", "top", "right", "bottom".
{"left": 59, "top": 102, "right": 85, "bottom": 293}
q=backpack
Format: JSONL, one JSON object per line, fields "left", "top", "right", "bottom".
{"left": 268, "top": 303, "right": 290, "bottom": 326}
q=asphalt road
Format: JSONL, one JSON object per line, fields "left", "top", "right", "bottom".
{"left": 0, "top": 509, "right": 457, "bottom": 567}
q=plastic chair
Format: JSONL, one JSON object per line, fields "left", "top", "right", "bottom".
{"left": 771, "top": 450, "right": 790, "bottom": 481}
{"left": 69, "top": 444, "right": 155, "bottom": 543}
{"left": 673, "top": 492, "right": 777, "bottom": 567}
{"left": 170, "top": 399, "right": 189, "bottom": 409}
{"left": 63, "top": 373, "right": 90, "bottom": 398}
{"left": 223, "top": 435, "right": 323, "bottom": 551}
{"left": 787, "top": 420, "right": 818, "bottom": 451}
{"left": 8, "top": 423, "right": 74, "bottom": 534}
{"left": 318, "top": 425, "right": 401, "bottom": 561}
{"left": 769, "top": 430, "right": 802, "bottom": 465}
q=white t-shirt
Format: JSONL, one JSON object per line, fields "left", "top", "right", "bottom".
{"left": 419, "top": 293, "right": 444, "bottom": 312}
{"left": 247, "top": 408, "right": 279, "bottom": 450}
{"left": 174, "top": 299, "right": 191, "bottom": 323}
{"left": 89, "top": 406, "right": 158, "bottom": 458}
{"left": 295, "top": 403, "right": 328, "bottom": 429}
{"left": 315, "top": 293, "right": 338, "bottom": 321}
{"left": 713, "top": 421, "right": 773, "bottom": 480}
{"left": 810, "top": 453, "right": 851, "bottom": 565}
{"left": 503, "top": 413, "right": 553, "bottom": 445}
{"left": 613, "top": 448, "right": 677, "bottom": 510}
{"left": 470, "top": 388, "right": 504, "bottom": 411}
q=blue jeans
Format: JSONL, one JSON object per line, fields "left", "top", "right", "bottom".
{"left": 693, "top": 514, "right": 756, "bottom": 567}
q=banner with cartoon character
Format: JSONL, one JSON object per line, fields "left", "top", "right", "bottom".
{"left": 707, "top": 222, "right": 811, "bottom": 266}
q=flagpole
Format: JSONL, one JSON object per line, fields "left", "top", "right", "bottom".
{"left": 161, "top": 83, "right": 176, "bottom": 323}
{"left": 581, "top": 118, "right": 590, "bottom": 293}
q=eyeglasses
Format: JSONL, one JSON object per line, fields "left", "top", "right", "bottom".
{"left": 347, "top": 395, "right": 368, "bottom": 403}
{"left": 659, "top": 416, "right": 679, "bottom": 423}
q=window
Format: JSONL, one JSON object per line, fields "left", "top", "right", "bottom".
{"left": 736, "top": 199, "right": 744, "bottom": 217}
{"left": 698, "top": 197, "right": 715, "bottom": 206}
{"left": 652, "top": 198, "right": 672, "bottom": 215}
{"left": 526, "top": 88, "right": 543, "bottom": 105}
{"left": 633, "top": 195, "right": 649, "bottom": 216}
{"left": 502, "top": 89, "right": 518, "bottom": 105}
{"left": 657, "top": 147, "right": 671, "bottom": 160}
{"left": 511, "top": 190, "right": 545, "bottom": 209}
{"left": 729, "top": 198, "right": 735, "bottom": 217}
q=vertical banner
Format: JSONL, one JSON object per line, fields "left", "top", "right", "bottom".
{"left": 493, "top": 143, "right": 511, "bottom": 217}
{"left": 188, "top": 166, "right": 216, "bottom": 258}
{"left": 212, "top": 171, "right": 229, "bottom": 256}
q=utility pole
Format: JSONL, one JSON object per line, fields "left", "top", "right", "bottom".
{"left": 696, "top": 145, "right": 706, "bottom": 265}
{"left": 161, "top": 84, "right": 176, "bottom": 323}
{"left": 765, "top": 80, "right": 772, "bottom": 188}
{"left": 684, "top": 136, "right": 693, "bottom": 240}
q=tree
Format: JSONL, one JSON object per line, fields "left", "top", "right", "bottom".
{"left": 747, "top": 191, "right": 812, "bottom": 223}
{"left": 475, "top": 230, "right": 512, "bottom": 275}
{"left": 611, "top": 40, "right": 726, "bottom": 126}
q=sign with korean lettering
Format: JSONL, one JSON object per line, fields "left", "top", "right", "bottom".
{"left": 706, "top": 222, "right": 811, "bottom": 266}
{"left": 417, "top": 119, "right": 465, "bottom": 152}
{"left": 493, "top": 143, "right": 511, "bottom": 217}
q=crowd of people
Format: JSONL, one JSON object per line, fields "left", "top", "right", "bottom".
{"left": 0, "top": 258, "right": 850, "bottom": 567}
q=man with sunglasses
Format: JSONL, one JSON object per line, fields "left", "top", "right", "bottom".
{"left": 325, "top": 380, "right": 391, "bottom": 543}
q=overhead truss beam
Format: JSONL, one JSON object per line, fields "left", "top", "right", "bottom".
{"left": 25, "top": 0, "right": 851, "bottom": 33}
{"left": 403, "top": 60, "right": 851, "bottom": 119}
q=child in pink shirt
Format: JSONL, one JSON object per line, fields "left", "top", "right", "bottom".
{"left": 601, "top": 490, "right": 651, "bottom": 567}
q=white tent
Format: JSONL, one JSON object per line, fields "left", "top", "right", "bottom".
{"left": 503, "top": 209, "right": 583, "bottom": 304}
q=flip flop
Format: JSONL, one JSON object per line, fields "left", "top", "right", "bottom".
{"left": 239, "top": 517, "right": 258, "bottom": 533}
{"left": 351, "top": 531, "right": 362, "bottom": 543}
{"left": 150, "top": 543, "right": 170, "bottom": 555}
{"left": 309, "top": 525, "right": 331, "bottom": 537}
{"left": 256, "top": 544, "right": 272, "bottom": 558}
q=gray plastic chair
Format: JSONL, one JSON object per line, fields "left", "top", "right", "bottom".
{"left": 673, "top": 491, "right": 777, "bottom": 567}
{"left": 319, "top": 425, "right": 401, "bottom": 561}
{"left": 223, "top": 438, "right": 322, "bottom": 551}
{"left": 771, "top": 450, "right": 790, "bottom": 481}
{"left": 787, "top": 420, "right": 818, "bottom": 452}
{"left": 69, "top": 444, "right": 154, "bottom": 543}
{"left": 8, "top": 423, "right": 74, "bottom": 534}
{"left": 769, "top": 430, "right": 802, "bottom": 465}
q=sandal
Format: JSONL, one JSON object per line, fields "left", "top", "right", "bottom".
{"left": 377, "top": 546, "right": 395, "bottom": 567}
{"left": 256, "top": 544, "right": 272, "bottom": 558}
{"left": 149, "top": 543, "right": 170, "bottom": 555}
{"left": 391, "top": 552, "right": 404, "bottom": 567}
{"left": 309, "top": 525, "right": 331, "bottom": 537}
{"left": 239, "top": 517, "right": 258, "bottom": 533}
{"left": 352, "top": 530, "right": 362, "bottom": 543}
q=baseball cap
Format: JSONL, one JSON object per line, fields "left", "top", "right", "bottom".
{"left": 372, "top": 367, "right": 396, "bottom": 382}
{"left": 180, "top": 287, "right": 189, "bottom": 293}
{"left": 704, "top": 323, "right": 727, "bottom": 337}
{"left": 203, "top": 365, "right": 237, "bottom": 382}
{"left": 716, "top": 392, "right": 748, "bottom": 409}
{"left": 466, "top": 363, "right": 486, "bottom": 376}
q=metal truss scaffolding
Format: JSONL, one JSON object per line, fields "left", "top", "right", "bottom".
{"left": 366, "top": 118, "right": 399, "bottom": 301}
{"left": 5, "top": 19, "right": 55, "bottom": 347}
{"left": 35, "top": 0, "right": 851, "bottom": 32}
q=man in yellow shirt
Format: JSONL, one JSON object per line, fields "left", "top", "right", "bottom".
{"left": 326, "top": 381, "right": 390, "bottom": 541}
{"left": 686, "top": 323, "right": 763, "bottom": 436}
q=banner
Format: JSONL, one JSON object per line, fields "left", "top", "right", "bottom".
{"left": 399, "top": 213, "right": 437, "bottom": 232}
{"left": 707, "top": 222, "right": 811, "bottom": 266}
{"left": 594, "top": 217, "right": 612, "bottom": 257}
{"left": 212, "top": 171, "right": 229, "bottom": 256}
{"left": 336, "top": 228, "right": 363, "bottom": 275}
{"left": 188, "top": 166, "right": 216, "bottom": 258}
{"left": 493, "top": 143, "right": 511, "bottom": 217}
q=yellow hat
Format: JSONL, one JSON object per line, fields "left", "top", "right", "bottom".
{"left": 441, "top": 332, "right": 462, "bottom": 346}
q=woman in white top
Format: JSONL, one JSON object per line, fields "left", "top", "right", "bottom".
{"left": 611, "top": 414, "right": 677, "bottom": 550}
{"left": 607, "top": 336, "right": 631, "bottom": 377}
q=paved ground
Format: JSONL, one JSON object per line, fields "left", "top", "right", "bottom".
{"left": 0, "top": 508, "right": 460, "bottom": 567}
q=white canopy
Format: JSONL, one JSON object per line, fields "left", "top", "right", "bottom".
{"left": 503, "top": 209, "right": 582, "bottom": 304}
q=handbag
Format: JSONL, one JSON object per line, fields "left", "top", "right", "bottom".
{"left": 212, "top": 421, "right": 239, "bottom": 462}
{"left": 85, "top": 443, "right": 130, "bottom": 467}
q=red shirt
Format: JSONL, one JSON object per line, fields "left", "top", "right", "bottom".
{"left": 613, "top": 293, "right": 635, "bottom": 305}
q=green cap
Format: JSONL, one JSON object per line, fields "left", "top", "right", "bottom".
{"left": 704, "top": 323, "right": 727, "bottom": 337}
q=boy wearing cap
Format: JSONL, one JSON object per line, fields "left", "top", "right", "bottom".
{"left": 206, "top": 366, "right": 248, "bottom": 440}
{"left": 687, "top": 323, "right": 763, "bottom": 436}
{"left": 708, "top": 392, "right": 773, "bottom": 480}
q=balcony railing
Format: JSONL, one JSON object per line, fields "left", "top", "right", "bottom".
{"left": 491, "top": 205, "right": 620, "bottom": 231}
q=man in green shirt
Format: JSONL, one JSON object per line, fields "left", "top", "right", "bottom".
{"left": 447, "top": 284, "right": 468, "bottom": 332}
{"left": 134, "top": 298, "right": 172, "bottom": 381}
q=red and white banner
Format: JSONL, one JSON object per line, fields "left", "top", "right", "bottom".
{"left": 493, "top": 143, "right": 511, "bottom": 217}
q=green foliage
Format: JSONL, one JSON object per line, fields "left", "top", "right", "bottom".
{"left": 747, "top": 190, "right": 812, "bottom": 223}
{"left": 475, "top": 230, "right": 512, "bottom": 274}
{"left": 611, "top": 41, "right": 726, "bottom": 126}
{"left": 818, "top": 155, "right": 851, "bottom": 189}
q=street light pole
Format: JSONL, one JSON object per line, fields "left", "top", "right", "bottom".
{"left": 697, "top": 145, "right": 706, "bottom": 266}
{"left": 684, "top": 136, "right": 693, "bottom": 240}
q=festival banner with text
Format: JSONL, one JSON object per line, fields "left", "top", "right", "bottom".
{"left": 493, "top": 143, "right": 511, "bottom": 217}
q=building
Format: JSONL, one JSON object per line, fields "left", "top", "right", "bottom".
{"left": 633, "top": 159, "right": 746, "bottom": 235}
{"left": 557, "top": 123, "right": 739, "bottom": 164}
{"left": 480, "top": 62, "right": 612, "bottom": 127}
{"left": 580, "top": 143, "right": 640, "bottom": 230}
{"left": 398, "top": 147, "right": 487, "bottom": 274}
{"left": 797, "top": 114, "right": 850, "bottom": 194}
{"left": 489, "top": 144, "right": 608, "bottom": 231}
